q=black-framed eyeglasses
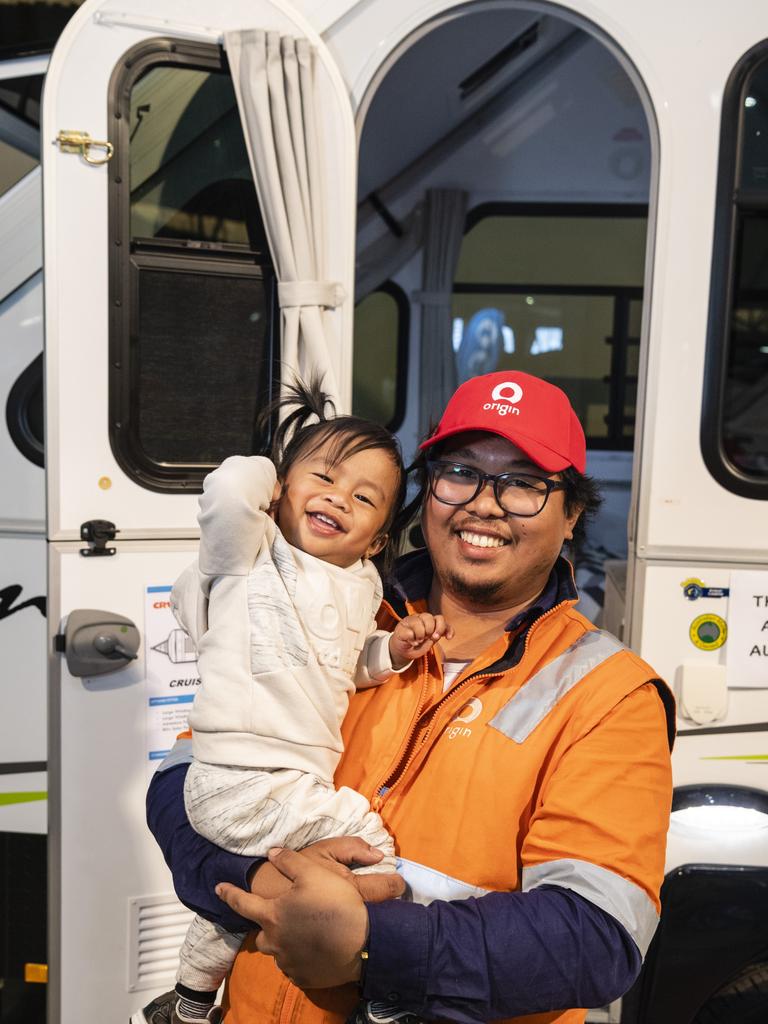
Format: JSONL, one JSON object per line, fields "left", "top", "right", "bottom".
{"left": 426, "top": 460, "right": 566, "bottom": 517}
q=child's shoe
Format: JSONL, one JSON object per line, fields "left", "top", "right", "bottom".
{"left": 130, "top": 990, "right": 222, "bottom": 1024}
{"left": 346, "top": 1000, "right": 425, "bottom": 1024}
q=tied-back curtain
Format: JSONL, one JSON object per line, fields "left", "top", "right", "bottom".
{"left": 225, "top": 29, "right": 343, "bottom": 399}
{"left": 416, "top": 188, "right": 468, "bottom": 438}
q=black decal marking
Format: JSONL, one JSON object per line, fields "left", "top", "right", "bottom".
{"left": 0, "top": 584, "right": 46, "bottom": 621}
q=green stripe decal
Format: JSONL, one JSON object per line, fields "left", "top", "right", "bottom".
{"left": 0, "top": 791, "right": 47, "bottom": 806}
{"left": 701, "top": 755, "right": 768, "bottom": 761}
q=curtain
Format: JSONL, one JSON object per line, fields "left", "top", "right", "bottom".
{"left": 225, "top": 29, "right": 343, "bottom": 399}
{"left": 416, "top": 188, "right": 468, "bottom": 437}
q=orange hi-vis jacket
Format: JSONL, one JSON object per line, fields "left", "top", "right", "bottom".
{"left": 223, "top": 554, "right": 675, "bottom": 1024}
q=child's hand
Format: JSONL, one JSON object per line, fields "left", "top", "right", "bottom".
{"left": 389, "top": 613, "right": 454, "bottom": 669}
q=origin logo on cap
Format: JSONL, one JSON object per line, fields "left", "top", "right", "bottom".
{"left": 420, "top": 371, "right": 586, "bottom": 473}
{"left": 487, "top": 379, "right": 524, "bottom": 415}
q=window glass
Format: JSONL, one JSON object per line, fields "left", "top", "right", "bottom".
{"left": 0, "top": 75, "right": 42, "bottom": 198}
{"left": 721, "top": 212, "right": 768, "bottom": 474}
{"left": 352, "top": 286, "right": 407, "bottom": 429}
{"left": 703, "top": 49, "right": 768, "bottom": 494}
{"left": 739, "top": 63, "right": 768, "bottom": 190}
{"left": 455, "top": 214, "right": 646, "bottom": 286}
{"left": 130, "top": 66, "right": 267, "bottom": 251}
{"left": 112, "top": 47, "right": 276, "bottom": 489}
{"left": 453, "top": 209, "right": 646, "bottom": 449}
{"left": 452, "top": 292, "right": 614, "bottom": 441}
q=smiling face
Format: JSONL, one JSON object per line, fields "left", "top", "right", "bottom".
{"left": 275, "top": 436, "right": 401, "bottom": 568}
{"left": 421, "top": 432, "right": 582, "bottom": 610}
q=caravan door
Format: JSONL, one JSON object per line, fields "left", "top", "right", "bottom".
{"left": 42, "top": 0, "right": 356, "bottom": 1018}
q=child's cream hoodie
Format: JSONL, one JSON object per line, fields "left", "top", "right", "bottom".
{"left": 172, "top": 456, "right": 397, "bottom": 779}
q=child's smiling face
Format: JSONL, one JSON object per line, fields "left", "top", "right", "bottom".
{"left": 274, "top": 437, "right": 401, "bottom": 568}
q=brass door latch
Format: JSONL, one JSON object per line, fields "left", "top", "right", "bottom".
{"left": 56, "top": 130, "right": 114, "bottom": 165}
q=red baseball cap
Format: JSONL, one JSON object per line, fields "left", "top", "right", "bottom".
{"left": 420, "top": 371, "right": 586, "bottom": 473}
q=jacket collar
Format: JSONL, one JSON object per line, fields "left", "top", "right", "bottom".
{"left": 384, "top": 550, "right": 578, "bottom": 678}
{"left": 385, "top": 549, "right": 578, "bottom": 627}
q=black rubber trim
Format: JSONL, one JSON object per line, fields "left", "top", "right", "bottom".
{"left": 677, "top": 720, "right": 768, "bottom": 737}
{"left": 463, "top": 200, "right": 648, "bottom": 231}
{"left": 356, "top": 279, "right": 409, "bottom": 434}
{"left": 0, "top": 761, "right": 46, "bottom": 775}
{"left": 6, "top": 351, "right": 44, "bottom": 468}
{"left": 700, "top": 40, "right": 768, "bottom": 499}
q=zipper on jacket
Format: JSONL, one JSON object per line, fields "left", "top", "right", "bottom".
{"left": 278, "top": 980, "right": 299, "bottom": 1024}
{"left": 371, "top": 599, "right": 577, "bottom": 808}
{"left": 370, "top": 659, "right": 432, "bottom": 811}
{"left": 372, "top": 666, "right": 495, "bottom": 809}
{"left": 521, "top": 600, "right": 571, "bottom": 657}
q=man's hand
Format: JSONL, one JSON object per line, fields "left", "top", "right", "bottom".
{"left": 301, "top": 837, "right": 405, "bottom": 902}
{"left": 249, "top": 837, "right": 404, "bottom": 903}
{"left": 390, "top": 612, "right": 454, "bottom": 668}
{"left": 218, "top": 847, "right": 369, "bottom": 988}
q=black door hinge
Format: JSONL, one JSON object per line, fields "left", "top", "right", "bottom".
{"left": 80, "top": 520, "right": 119, "bottom": 557}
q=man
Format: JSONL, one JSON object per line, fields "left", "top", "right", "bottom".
{"left": 144, "top": 371, "right": 674, "bottom": 1024}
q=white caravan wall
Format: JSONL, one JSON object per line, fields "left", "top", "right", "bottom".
{"left": 0, "top": 272, "right": 44, "bottom": 532}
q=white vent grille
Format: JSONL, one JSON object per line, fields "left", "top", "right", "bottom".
{"left": 128, "top": 894, "right": 194, "bottom": 992}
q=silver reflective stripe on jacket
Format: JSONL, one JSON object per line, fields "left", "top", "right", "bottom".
{"left": 523, "top": 859, "right": 659, "bottom": 956}
{"left": 488, "top": 630, "right": 625, "bottom": 743}
{"left": 397, "top": 857, "right": 491, "bottom": 906}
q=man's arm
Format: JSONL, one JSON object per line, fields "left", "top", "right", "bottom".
{"left": 147, "top": 764, "right": 262, "bottom": 932}
{"left": 363, "top": 885, "right": 641, "bottom": 1022}
{"left": 146, "top": 762, "right": 404, "bottom": 931}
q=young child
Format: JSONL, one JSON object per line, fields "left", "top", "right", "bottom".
{"left": 134, "top": 381, "right": 451, "bottom": 1024}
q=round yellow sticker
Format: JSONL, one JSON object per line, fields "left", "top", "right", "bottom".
{"left": 689, "top": 613, "right": 727, "bottom": 651}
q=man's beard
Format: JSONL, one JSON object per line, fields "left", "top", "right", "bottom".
{"left": 442, "top": 568, "right": 505, "bottom": 606}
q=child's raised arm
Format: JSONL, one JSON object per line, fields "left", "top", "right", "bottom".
{"left": 198, "top": 455, "right": 278, "bottom": 577}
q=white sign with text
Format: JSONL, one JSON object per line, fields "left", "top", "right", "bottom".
{"left": 726, "top": 570, "right": 768, "bottom": 689}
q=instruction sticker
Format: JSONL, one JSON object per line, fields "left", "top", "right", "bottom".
{"left": 726, "top": 571, "right": 768, "bottom": 688}
{"left": 145, "top": 585, "right": 199, "bottom": 767}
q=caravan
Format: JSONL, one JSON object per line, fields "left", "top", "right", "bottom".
{"left": 1, "top": 0, "right": 768, "bottom": 1020}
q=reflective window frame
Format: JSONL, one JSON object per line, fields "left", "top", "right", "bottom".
{"left": 702, "top": 41, "right": 768, "bottom": 498}
{"left": 454, "top": 203, "right": 647, "bottom": 451}
{"left": 107, "top": 38, "right": 278, "bottom": 492}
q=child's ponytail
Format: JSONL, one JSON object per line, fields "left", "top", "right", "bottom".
{"left": 258, "top": 375, "right": 335, "bottom": 465}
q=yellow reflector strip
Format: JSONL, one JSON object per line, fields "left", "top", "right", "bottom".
{"left": 0, "top": 792, "right": 47, "bottom": 806}
{"left": 25, "top": 963, "right": 48, "bottom": 984}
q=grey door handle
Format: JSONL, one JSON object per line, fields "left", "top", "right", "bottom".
{"left": 55, "top": 609, "right": 140, "bottom": 677}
